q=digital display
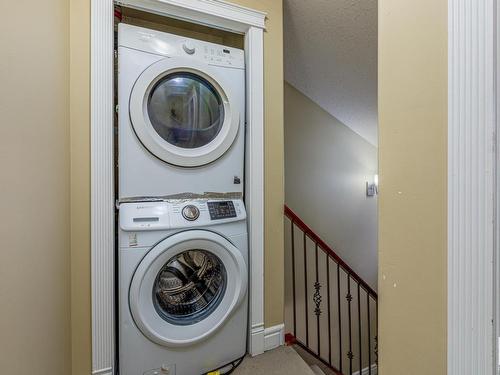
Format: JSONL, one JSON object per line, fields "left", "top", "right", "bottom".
{"left": 133, "top": 217, "right": 160, "bottom": 222}
{"left": 207, "top": 201, "right": 237, "bottom": 220}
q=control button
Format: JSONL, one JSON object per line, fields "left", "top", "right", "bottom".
{"left": 182, "top": 42, "right": 196, "bottom": 55}
{"left": 207, "top": 201, "right": 237, "bottom": 220}
{"left": 182, "top": 205, "right": 200, "bottom": 221}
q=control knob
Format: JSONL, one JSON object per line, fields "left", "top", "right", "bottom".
{"left": 182, "top": 41, "right": 196, "bottom": 55}
{"left": 182, "top": 205, "right": 200, "bottom": 221}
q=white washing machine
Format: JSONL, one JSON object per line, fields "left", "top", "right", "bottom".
{"left": 118, "top": 24, "right": 246, "bottom": 200}
{"left": 119, "top": 199, "right": 248, "bottom": 375}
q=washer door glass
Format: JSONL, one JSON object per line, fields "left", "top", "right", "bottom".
{"left": 153, "top": 249, "right": 227, "bottom": 325}
{"left": 147, "top": 73, "right": 225, "bottom": 149}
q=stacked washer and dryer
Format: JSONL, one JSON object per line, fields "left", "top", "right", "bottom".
{"left": 117, "top": 23, "right": 248, "bottom": 375}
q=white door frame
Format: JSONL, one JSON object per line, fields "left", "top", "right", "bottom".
{"left": 448, "top": 0, "right": 498, "bottom": 374}
{"left": 497, "top": 2, "right": 500, "bottom": 372}
{"left": 90, "top": 1, "right": 266, "bottom": 374}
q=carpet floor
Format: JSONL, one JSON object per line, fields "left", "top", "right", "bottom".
{"left": 233, "top": 346, "right": 315, "bottom": 375}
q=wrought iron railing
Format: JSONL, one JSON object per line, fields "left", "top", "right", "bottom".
{"left": 284, "top": 205, "right": 378, "bottom": 375}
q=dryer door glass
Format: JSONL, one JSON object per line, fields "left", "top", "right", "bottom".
{"left": 153, "top": 249, "right": 227, "bottom": 325}
{"left": 147, "top": 73, "right": 225, "bottom": 149}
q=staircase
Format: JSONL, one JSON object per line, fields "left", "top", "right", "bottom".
{"left": 284, "top": 205, "right": 378, "bottom": 375}
{"left": 310, "top": 365, "right": 327, "bottom": 375}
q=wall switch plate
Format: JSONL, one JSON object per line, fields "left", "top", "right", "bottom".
{"left": 366, "top": 182, "right": 377, "bottom": 197}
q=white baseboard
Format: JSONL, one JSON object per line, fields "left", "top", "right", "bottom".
{"left": 263, "top": 323, "right": 285, "bottom": 352}
{"left": 92, "top": 368, "right": 113, "bottom": 375}
{"left": 352, "top": 364, "right": 378, "bottom": 375}
{"left": 250, "top": 323, "right": 265, "bottom": 356}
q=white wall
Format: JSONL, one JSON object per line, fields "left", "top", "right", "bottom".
{"left": 285, "top": 82, "right": 378, "bottom": 289}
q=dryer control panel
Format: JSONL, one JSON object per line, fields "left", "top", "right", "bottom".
{"left": 119, "top": 24, "right": 245, "bottom": 69}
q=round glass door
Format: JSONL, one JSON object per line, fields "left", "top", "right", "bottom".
{"left": 148, "top": 73, "right": 225, "bottom": 149}
{"left": 153, "top": 249, "right": 227, "bottom": 325}
{"left": 129, "top": 58, "right": 241, "bottom": 167}
{"left": 129, "top": 230, "right": 247, "bottom": 347}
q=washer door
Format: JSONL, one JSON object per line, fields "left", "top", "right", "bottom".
{"left": 129, "top": 57, "right": 240, "bottom": 167}
{"left": 129, "top": 230, "right": 247, "bottom": 347}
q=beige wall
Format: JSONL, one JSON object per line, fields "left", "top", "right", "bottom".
{"left": 0, "top": 1, "right": 71, "bottom": 374}
{"left": 70, "top": 1, "right": 284, "bottom": 373}
{"left": 70, "top": 0, "right": 92, "bottom": 373}
{"left": 378, "top": 0, "right": 447, "bottom": 374}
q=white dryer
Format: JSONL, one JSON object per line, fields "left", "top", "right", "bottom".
{"left": 118, "top": 24, "right": 246, "bottom": 200}
{"left": 119, "top": 199, "right": 248, "bottom": 375}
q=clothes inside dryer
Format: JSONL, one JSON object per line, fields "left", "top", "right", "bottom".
{"left": 153, "top": 249, "right": 227, "bottom": 325}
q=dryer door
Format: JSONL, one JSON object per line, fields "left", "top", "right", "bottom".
{"left": 129, "top": 230, "right": 247, "bottom": 347}
{"left": 129, "top": 57, "right": 241, "bottom": 167}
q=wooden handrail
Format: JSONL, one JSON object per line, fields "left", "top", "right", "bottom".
{"left": 284, "top": 204, "right": 377, "bottom": 298}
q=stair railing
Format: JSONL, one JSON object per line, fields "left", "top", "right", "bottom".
{"left": 284, "top": 205, "right": 378, "bottom": 375}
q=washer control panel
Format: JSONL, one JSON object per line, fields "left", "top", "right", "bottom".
{"left": 120, "top": 199, "right": 246, "bottom": 231}
{"left": 207, "top": 201, "right": 237, "bottom": 220}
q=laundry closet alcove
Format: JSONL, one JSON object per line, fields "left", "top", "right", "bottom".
{"left": 90, "top": 1, "right": 266, "bottom": 374}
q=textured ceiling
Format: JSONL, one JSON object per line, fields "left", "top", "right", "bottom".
{"left": 284, "top": 0, "right": 378, "bottom": 146}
